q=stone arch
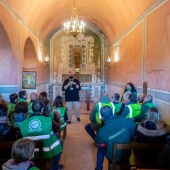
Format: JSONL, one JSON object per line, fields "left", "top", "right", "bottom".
{"left": 0, "top": 21, "right": 18, "bottom": 85}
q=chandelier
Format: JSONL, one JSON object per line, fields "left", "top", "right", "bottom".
{"left": 64, "top": 0, "right": 85, "bottom": 37}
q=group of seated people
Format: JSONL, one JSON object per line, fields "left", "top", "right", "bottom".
{"left": 0, "top": 90, "right": 68, "bottom": 170}
{"left": 85, "top": 82, "right": 170, "bottom": 170}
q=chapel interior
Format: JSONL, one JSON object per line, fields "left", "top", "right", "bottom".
{"left": 1, "top": 0, "right": 170, "bottom": 122}
{"left": 0, "top": 0, "right": 170, "bottom": 169}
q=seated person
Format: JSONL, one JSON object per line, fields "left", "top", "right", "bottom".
{"left": 137, "top": 94, "right": 145, "bottom": 106}
{"left": 121, "top": 93, "right": 141, "bottom": 119}
{"left": 0, "top": 103, "right": 18, "bottom": 141}
{"left": 112, "top": 93, "right": 125, "bottom": 115}
{"left": 7, "top": 93, "right": 18, "bottom": 116}
{"left": 0, "top": 103, "right": 19, "bottom": 160}
{"left": 18, "top": 90, "right": 28, "bottom": 102}
{"left": 42, "top": 100, "right": 62, "bottom": 137}
{"left": 39, "top": 92, "right": 48, "bottom": 105}
{"left": 2, "top": 138, "right": 39, "bottom": 170}
{"left": 28, "top": 92, "right": 38, "bottom": 114}
{"left": 120, "top": 82, "right": 137, "bottom": 102}
{"left": 134, "top": 94, "right": 156, "bottom": 122}
{"left": 0, "top": 95, "right": 6, "bottom": 105}
{"left": 10, "top": 102, "right": 28, "bottom": 128}
{"left": 95, "top": 105, "right": 136, "bottom": 170}
{"left": 85, "top": 93, "right": 115, "bottom": 143}
{"left": 136, "top": 107, "right": 170, "bottom": 162}
{"left": 20, "top": 100, "right": 63, "bottom": 170}
{"left": 53, "top": 95, "right": 68, "bottom": 132}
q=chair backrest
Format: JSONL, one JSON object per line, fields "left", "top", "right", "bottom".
{"left": 33, "top": 140, "right": 44, "bottom": 170}
{"left": 112, "top": 141, "right": 166, "bottom": 166}
{"left": 0, "top": 140, "right": 14, "bottom": 166}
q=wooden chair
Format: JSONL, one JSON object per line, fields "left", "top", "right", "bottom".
{"left": 108, "top": 141, "right": 168, "bottom": 170}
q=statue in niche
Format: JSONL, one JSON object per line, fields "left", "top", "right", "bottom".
{"left": 74, "top": 51, "right": 80, "bottom": 68}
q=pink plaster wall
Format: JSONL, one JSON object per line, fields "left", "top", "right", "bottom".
{"left": 0, "top": 23, "right": 18, "bottom": 85}
{"left": 0, "top": 4, "right": 19, "bottom": 85}
{"left": 109, "top": 23, "right": 143, "bottom": 86}
{"left": 146, "top": 1, "right": 170, "bottom": 91}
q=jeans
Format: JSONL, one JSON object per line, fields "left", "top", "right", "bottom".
{"left": 95, "top": 146, "right": 107, "bottom": 170}
{"left": 85, "top": 123, "right": 96, "bottom": 141}
{"left": 51, "top": 152, "right": 62, "bottom": 170}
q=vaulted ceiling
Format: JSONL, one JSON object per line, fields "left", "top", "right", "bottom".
{"left": 6, "top": 0, "right": 156, "bottom": 44}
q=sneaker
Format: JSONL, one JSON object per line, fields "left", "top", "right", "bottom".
{"left": 77, "top": 118, "right": 80, "bottom": 121}
{"left": 66, "top": 121, "right": 71, "bottom": 124}
{"left": 58, "top": 164, "right": 64, "bottom": 170}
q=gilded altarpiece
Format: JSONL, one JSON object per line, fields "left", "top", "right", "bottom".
{"left": 49, "top": 27, "right": 106, "bottom": 101}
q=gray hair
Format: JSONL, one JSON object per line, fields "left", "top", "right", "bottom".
{"left": 12, "top": 138, "right": 35, "bottom": 163}
{"left": 146, "top": 107, "right": 161, "bottom": 122}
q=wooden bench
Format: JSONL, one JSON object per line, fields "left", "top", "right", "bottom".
{"left": 0, "top": 140, "right": 14, "bottom": 167}
{"left": 0, "top": 140, "right": 51, "bottom": 170}
{"left": 34, "top": 140, "right": 53, "bottom": 170}
{"left": 108, "top": 141, "right": 169, "bottom": 170}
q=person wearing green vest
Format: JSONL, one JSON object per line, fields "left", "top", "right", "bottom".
{"left": 7, "top": 93, "right": 18, "bottom": 116}
{"left": 134, "top": 94, "right": 156, "bottom": 122}
{"left": 28, "top": 92, "right": 38, "bottom": 114}
{"left": 2, "top": 138, "right": 40, "bottom": 170}
{"left": 121, "top": 93, "right": 141, "bottom": 119}
{"left": 10, "top": 102, "right": 28, "bottom": 128}
{"left": 18, "top": 90, "right": 28, "bottom": 102}
{"left": 95, "top": 105, "right": 136, "bottom": 170}
{"left": 112, "top": 93, "right": 125, "bottom": 115}
{"left": 53, "top": 96, "right": 68, "bottom": 132}
{"left": 20, "top": 100, "right": 63, "bottom": 170}
{"left": 85, "top": 92, "right": 115, "bottom": 142}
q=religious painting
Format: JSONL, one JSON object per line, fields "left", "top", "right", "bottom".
{"left": 22, "top": 71, "right": 36, "bottom": 89}
{"left": 72, "top": 47, "right": 82, "bottom": 68}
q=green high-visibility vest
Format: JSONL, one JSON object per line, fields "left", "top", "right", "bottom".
{"left": 53, "top": 107, "right": 67, "bottom": 131}
{"left": 28, "top": 102, "right": 33, "bottom": 114}
{"left": 7, "top": 103, "right": 16, "bottom": 115}
{"left": 145, "top": 102, "right": 155, "bottom": 108}
{"left": 126, "top": 103, "right": 141, "bottom": 118}
{"left": 96, "top": 102, "right": 115, "bottom": 124}
{"left": 114, "top": 102, "right": 123, "bottom": 114}
{"left": 18, "top": 98, "right": 27, "bottom": 102}
{"left": 20, "top": 116, "right": 62, "bottom": 159}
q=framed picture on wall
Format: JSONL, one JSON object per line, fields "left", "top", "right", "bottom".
{"left": 22, "top": 71, "right": 36, "bottom": 89}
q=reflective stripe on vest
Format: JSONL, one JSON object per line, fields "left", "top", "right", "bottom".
{"left": 25, "top": 131, "right": 53, "bottom": 140}
{"left": 98, "top": 102, "right": 115, "bottom": 119}
{"left": 126, "top": 104, "right": 141, "bottom": 118}
{"left": 60, "top": 122, "right": 66, "bottom": 129}
{"left": 34, "top": 139, "right": 60, "bottom": 152}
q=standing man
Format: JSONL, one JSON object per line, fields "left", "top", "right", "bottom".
{"left": 62, "top": 69, "right": 81, "bottom": 124}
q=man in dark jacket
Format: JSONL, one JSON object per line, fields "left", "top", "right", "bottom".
{"left": 62, "top": 69, "right": 81, "bottom": 124}
{"left": 95, "top": 105, "right": 136, "bottom": 170}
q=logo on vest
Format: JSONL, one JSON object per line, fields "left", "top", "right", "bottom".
{"left": 28, "top": 119, "right": 42, "bottom": 133}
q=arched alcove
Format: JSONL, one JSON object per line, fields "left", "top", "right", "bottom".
{"left": 0, "top": 21, "right": 18, "bottom": 85}
{"left": 23, "top": 37, "right": 47, "bottom": 91}
{"left": 23, "top": 37, "right": 37, "bottom": 70}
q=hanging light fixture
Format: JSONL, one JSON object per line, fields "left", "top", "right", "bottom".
{"left": 64, "top": 0, "right": 85, "bottom": 37}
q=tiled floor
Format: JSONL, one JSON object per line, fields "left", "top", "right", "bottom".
{"left": 60, "top": 113, "right": 108, "bottom": 170}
